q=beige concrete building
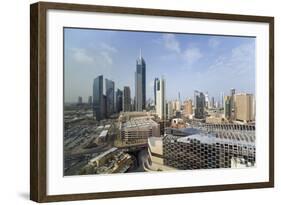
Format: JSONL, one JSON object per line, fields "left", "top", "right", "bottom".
{"left": 183, "top": 99, "right": 193, "bottom": 116}
{"left": 235, "top": 93, "right": 254, "bottom": 122}
{"left": 119, "top": 118, "right": 160, "bottom": 145}
{"left": 206, "top": 116, "right": 225, "bottom": 124}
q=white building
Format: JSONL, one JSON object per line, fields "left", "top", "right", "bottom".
{"left": 167, "top": 101, "right": 173, "bottom": 119}
{"left": 156, "top": 77, "right": 166, "bottom": 120}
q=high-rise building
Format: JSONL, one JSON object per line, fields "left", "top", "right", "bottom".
{"left": 184, "top": 99, "right": 193, "bottom": 116}
{"left": 204, "top": 92, "right": 209, "bottom": 108}
{"left": 116, "top": 89, "right": 123, "bottom": 113}
{"left": 93, "top": 75, "right": 104, "bottom": 121}
{"left": 167, "top": 101, "right": 173, "bottom": 119}
{"left": 123, "top": 86, "right": 131, "bottom": 112}
{"left": 224, "top": 96, "right": 231, "bottom": 119}
{"left": 194, "top": 90, "right": 205, "bottom": 119}
{"left": 77, "top": 96, "right": 83, "bottom": 105}
{"left": 156, "top": 77, "right": 166, "bottom": 120}
{"left": 210, "top": 97, "right": 215, "bottom": 108}
{"left": 230, "top": 88, "right": 236, "bottom": 119}
{"left": 220, "top": 92, "right": 225, "bottom": 109}
{"left": 88, "top": 96, "right": 92, "bottom": 105}
{"left": 235, "top": 93, "right": 254, "bottom": 122}
{"left": 154, "top": 78, "right": 159, "bottom": 106}
{"left": 105, "top": 79, "right": 115, "bottom": 117}
{"left": 135, "top": 49, "right": 146, "bottom": 111}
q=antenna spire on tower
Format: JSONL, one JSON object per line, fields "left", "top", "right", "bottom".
{"left": 139, "top": 48, "right": 142, "bottom": 59}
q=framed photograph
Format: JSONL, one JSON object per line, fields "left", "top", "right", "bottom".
{"left": 30, "top": 1, "right": 274, "bottom": 202}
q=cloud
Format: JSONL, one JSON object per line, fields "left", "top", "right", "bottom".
{"left": 101, "top": 51, "right": 113, "bottom": 65}
{"left": 208, "top": 38, "right": 220, "bottom": 48}
{"left": 162, "top": 34, "right": 180, "bottom": 53}
{"left": 206, "top": 42, "right": 255, "bottom": 79}
{"left": 183, "top": 47, "right": 203, "bottom": 64}
{"left": 100, "top": 43, "right": 117, "bottom": 53}
{"left": 71, "top": 48, "right": 94, "bottom": 64}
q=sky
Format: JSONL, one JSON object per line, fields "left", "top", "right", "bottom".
{"left": 64, "top": 28, "right": 256, "bottom": 103}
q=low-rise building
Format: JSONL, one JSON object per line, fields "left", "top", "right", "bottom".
{"left": 120, "top": 118, "right": 160, "bottom": 145}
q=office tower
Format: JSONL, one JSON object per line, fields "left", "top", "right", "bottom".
{"left": 175, "top": 100, "right": 181, "bottom": 111}
{"left": 93, "top": 75, "right": 104, "bottom": 121}
{"left": 123, "top": 86, "right": 131, "bottom": 112}
{"left": 224, "top": 96, "right": 231, "bottom": 119}
{"left": 116, "top": 89, "right": 123, "bottom": 113}
{"left": 154, "top": 78, "right": 159, "bottom": 106}
{"left": 204, "top": 92, "right": 209, "bottom": 108}
{"left": 105, "top": 79, "right": 115, "bottom": 117}
{"left": 103, "top": 94, "right": 107, "bottom": 118}
{"left": 88, "top": 96, "right": 92, "bottom": 105}
{"left": 230, "top": 88, "right": 236, "bottom": 119}
{"left": 184, "top": 99, "right": 193, "bottom": 116}
{"left": 220, "top": 92, "right": 225, "bottom": 108}
{"left": 77, "top": 96, "right": 82, "bottom": 105}
{"left": 167, "top": 101, "right": 173, "bottom": 119}
{"left": 235, "top": 93, "right": 254, "bottom": 122}
{"left": 194, "top": 90, "right": 205, "bottom": 119}
{"left": 210, "top": 97, "right": 215, "bottom": 108}
{"left": 156, "top": 77, "right": 166, "bottom": 120}
{"left": 135, "top": 49, "right": 146, "bottom": 111}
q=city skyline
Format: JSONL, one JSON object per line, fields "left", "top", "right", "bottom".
{"left": 64, "top": 28, "right": 256, "bottom": 103}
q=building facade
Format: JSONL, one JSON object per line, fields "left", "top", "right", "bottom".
{"left": 120, "top": 118, "right": 160, "bottom": 145}
{"left": 115, "top": 89, "right": 123, "bottom": 113}
{"left": 123, "top": 86, "right": 131, "bottom": 112}
{"left": 194, "top": 90, "right": 205, "bottom": 119}
{"left": 135, "top": 50, "right": 146, "bottom": 111}
{"left": 224, "top": 96, "right": 231, "bottom": 119}
{"left": 156, "top": 77, "right": 166, "bottom": 120}
{"left": 93, "top": 75, "right": 104, "bottom": 121}
{"left": 235, "top": 93, "right": 254, "bottom": 122}
{"left": 184, "top": 99, "right": 193, "bottom": 116}
{"left": 105, "top": 79, "right": 115, "bottom": 117}
{"left": 163, "top": 127, "right": 255, "bottom": 170}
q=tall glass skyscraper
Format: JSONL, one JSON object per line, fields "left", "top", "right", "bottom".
{"left": 194, "top": 90, "right": 205, "bottom": 119}
{"left": 93, "top": 75, "right": 104, "bottom": 121}
{"left": 135, "top": 49, "right": 146, "bottom": 111}
{"left": 105, "top": 78, "right": 115, "bottom": 117}
{"left": 123, "top": 86, "right": 131, "bottom": 112}
{"left": 154, "top": 77, "right": 159, "bottom": 106}
{"left": 116, "top": 88, "right": 123, "bottom": 113}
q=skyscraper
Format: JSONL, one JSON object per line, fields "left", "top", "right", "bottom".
{"left": 77, "top": 96, "right": 82, "bottom": 105}
{"left": 88, "top": 96, "right": 92, "bottom": 105}
{"left": 184, "top": 99, "right": 193, "bottom": 116}
{"left": 156, "top": 77, "right": 166, "bottom": 120}
{"left": 194, "top": 90, "right": 205, "bottom": 119}
{"left": 235, "top": 93, "right": 254, "bottom": 122}
{"left": 116, "top": 89, "right": 123, "bottom": 113}
{"left": 135, "top": 49, "right": 146, "bottom": 111}
{"left": 154, "top": 78, "right": 159, "bottom": 106}
{"left": 230, "top": 88, "right": 236, "bottom": 119}
{"left": 204, "top": 92, "right": 209, "bottom": 108}
{"left": 167, "top": 101, "right": 173, "bottom": 119}
{"left": 224, "top": 96, "right": 231, "bottom": 119}
{"left": 93, "top": 75, "right": 104, "bottom": 121}
{"left": 220, "top": 92, "right": 225, "bottom": 109}
{"left": 105, "top": 78, "right": 115, "bottom": 117}
{"left": 123, "top": 86, "right": 131, "bottom": 112}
